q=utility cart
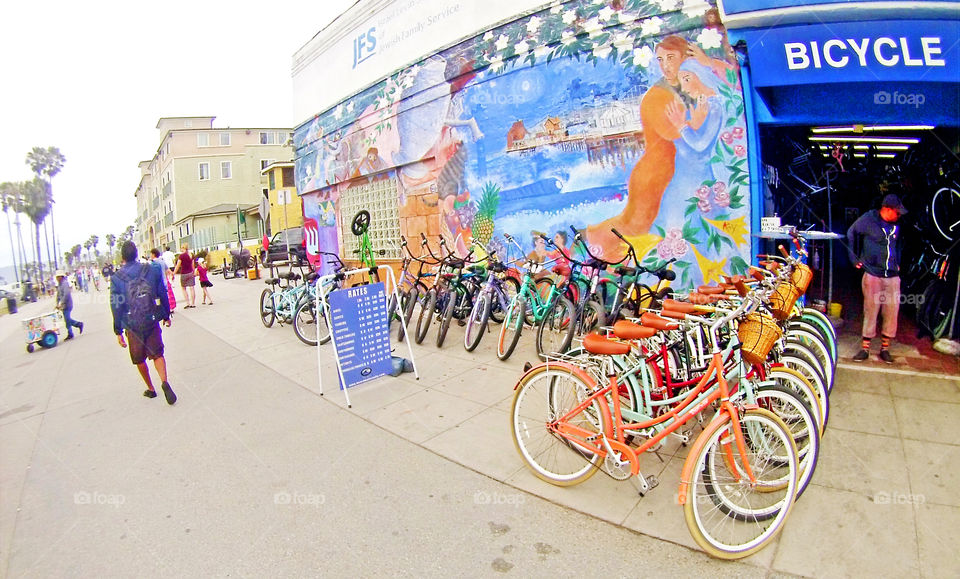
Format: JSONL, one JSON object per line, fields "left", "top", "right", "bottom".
{"left": 24, "top": 310, "right": 63, "bottom": 353}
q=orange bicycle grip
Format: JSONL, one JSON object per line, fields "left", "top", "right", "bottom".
{"left": 734, "top": 280, "right": 749, "bottom": 296}
{"left": 778, "top": 244, "right": 790, "bottom": 258}
{"left": 748, "top": 266, "right": 765, "bottom": 281}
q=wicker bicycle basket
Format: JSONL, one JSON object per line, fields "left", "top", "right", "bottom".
{"left": 768, "top": 282, "right": 802, "bottom": 321}
{"left": 738, "top": 313, "right": 783, "bottom": 366}
{"left": 791, "top": 263, "right": 814, "bottom": 294}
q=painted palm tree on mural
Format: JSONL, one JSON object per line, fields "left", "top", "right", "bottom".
{"left": 25, "top": 146, "right": 66, "bottom": 270}
{"left": 21, "top": 178, "right": 53, "bottom": 286}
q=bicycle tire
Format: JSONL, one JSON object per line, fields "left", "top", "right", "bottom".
{"left": 498, "top": 298, "right": 526, "bottom": 361}
{"left": 800, "top": 309, "right": 838, "bottom": 350}
{"left": 782, "top": 338, "right": 832, "bottom": 395}
{"left": 437, "top": 286, "right": 461, "bottom": 347}
{"left": 781, "top": 342, "right": 831, "bottom": 401}
{"left": 787, "top": 319, "right": 836, "bottom": 368}
{"left": 397, "top": 288, "right": 417, "bottom": 341}
{"left": 683, "top": 408, "right": 798, "bottom": 560}
{"left": 581, "top": 298, "right": 606, "bottom": 334}
{"left": 464, "top": 293, "right": 491, "bottom": 352}
{"left": 415, "top": 289, "right": 437, "bottom": 344}
{"left": 491, "top": 277, "right": 520, "bottom": 324}
{"left": 260, "top": 289, "right": 276, "bottom": 328}
{"left": 784, "top": 327, "right": 833, "bottom": 380}
{"left": 536, "top": 296, "right": 576, "bottom": 357}
{"left": 769, "top": 365, "right": 829, "bottom": 431}
{"left": 510, "top": 364, "right": 602, "bottom": 485}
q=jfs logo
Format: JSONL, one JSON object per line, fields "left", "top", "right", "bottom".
{"left": 352, "top": 27, "right": 377, "bottom": 69}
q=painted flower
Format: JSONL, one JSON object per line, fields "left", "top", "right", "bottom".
{"left": 698, "top": 199, "right": 712, "bottom": 213}
{"left": 734, "top": 145, "right": 747, "bottom": 157}
{"left": 562, "top": 9, "right": 577, "bottom": 24}
{"left": 720, "top": 131, "right": 734, "bottom": 145}
{"left": 561, "top": 30, "right": 576, "bottom": 45}
{"left": 713, "top": 181, "right": 726, "bottom": 194}
{"left": 681, "top": 0, "right": 710, "bottom": 18}
{"left": 714, "top": 190, "right": 731, "bottom": 207}
{"left": 593, "top": 43, "right": 612, "bottom": 59}
{"left": 640, "top": 16, "right": 663, "bottom": 37}
{"left": 333, "top": 104, "right": 344, "bottom": 119}
{"left": 489, "top": 54, "right": 504, "bottom": 72}
{"left": 731, "top": 127, "right": 745, "bottom": 139}
{"left": 598, "top": 6, "right": 615, "bottom": 21}
{"left": 483, "top": 31, "right": 494, "bottom": 42}
{"left": 655, "top": 0, "right": 679, "bottom": 11}
{"left": 697, "top": 28, "right": 724, "bottom": 50}
{"left": 515, "top": 40, "right": 530, "bottom": 55}
{"left": 613, "top": 32, "right": 632, "bottom": 49}
{"left": 619, "top": 12, "right": 637, "bottom": 24}
{"left": 346, "top": 101, "right": 355, "bottom": 113}
{"left": 583, "top": 17, "right": 603, "bottom": 37}
{"left": 665, "top": 227, "right": 683, "bottom": 241}
{"left": 633, "top": 45, "right": 654, "bottom": 67}
{"left": 495, "top": 35, "right": 510, "bottom": 51}
{"left": 526, "top": 16, "right": 542, "bottom": 34}
{"left": 533, "top": 45, "right": 551, "bottom": 59}
{"left": 696, "top": 185, "right": 711, "bottom": 200}
{"left": 658, "top": 230, "right": 689, "bottom": 259}
{"left": 550, "top": 4, "right": 563, "bottom": 14}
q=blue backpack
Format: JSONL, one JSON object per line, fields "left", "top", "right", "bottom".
{"left": 117, "top": 264, "right": 159, "bottom": 332}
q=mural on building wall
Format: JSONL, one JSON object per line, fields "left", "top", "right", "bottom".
{"left": 296, "top": 0, "right": 750, "bottom": 289}
{"left": 302, "top": 192, "right": 340, "bottom": 276}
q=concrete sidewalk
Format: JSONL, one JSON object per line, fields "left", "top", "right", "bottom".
{"left": 1, "top": 278, "right": 958, "bottom": 577}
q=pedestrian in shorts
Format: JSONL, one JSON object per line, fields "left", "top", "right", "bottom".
{"left": 172, "top": 243, "right": 197, "bottom": 308}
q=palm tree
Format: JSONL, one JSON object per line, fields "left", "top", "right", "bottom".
{"left": 64, "top": 251, "right": 74, "bottom": 268}
{"left": 71, "top": 244, "right": 82, "bottom": 266}
{"left": 1, "top": 182, "right": 22, "bottom": 283}
{"left": 26, "top": 146, "right": 66, "bottom": 269}
{"left": 90, "top": 235, "right": 100, "bottom": 265}
{"left": 83, "top": 238, "right": 93, "bottom": 265}
{"left": 20, "top": 178, "right": 52, "bottom": 285}
{"left": 105, "top": 233, "right": 116, "bottom": 265}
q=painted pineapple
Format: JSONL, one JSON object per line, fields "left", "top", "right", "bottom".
{"left": 471, "top": 182, "right": 500, "bottom": 247}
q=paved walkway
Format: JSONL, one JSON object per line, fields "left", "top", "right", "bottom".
{"left": 1, "top": 278, "right": 958, "bottom": 577}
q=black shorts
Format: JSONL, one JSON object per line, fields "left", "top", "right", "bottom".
{"left": 126, "top": 324, "right": 164, "bottom": 365}
{"left": 200, "top": 280, "right": 213, "bottom": 288}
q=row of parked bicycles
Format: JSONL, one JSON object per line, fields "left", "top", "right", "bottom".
{"left": 255, "top": 216, "right": 837, "bottom": 560}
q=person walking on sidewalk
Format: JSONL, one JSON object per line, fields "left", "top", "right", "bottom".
{"left": 172, "top": 243, "right": 197, "bottom": 308}
{"left": 110, "top": 241, "right": 177, "bottom": 404}
{"left": 55, "top": 270, "right": 83, "bottom": 340}
{"left": 150, "top": 247, "right": 178, "bottom": 314}
{"left": 197, "top": 257, "right": 214, "bottom": 305}
{"left": 847, "top": 193, "right": 908, "bottom": 364}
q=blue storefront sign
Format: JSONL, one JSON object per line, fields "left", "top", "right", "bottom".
{"left": 327, "top": 283, "right": 393, "bottom": 389}
{"left": 721, "top": 0, "right": 945, "bottom": 15}
{"left": 740, "top": 20, "right": 959, "bottom": 87}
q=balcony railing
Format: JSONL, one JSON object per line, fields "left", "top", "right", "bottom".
{"left": 180, "top": 224, "right": 261, "bottom": 251}
{"left": 163, "top": 212, "right": 174, "bottom": 227}
{"left": 162, "top": 181, "right": 172, "bottom": 198}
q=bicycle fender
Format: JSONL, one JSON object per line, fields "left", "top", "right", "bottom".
{"left": 513, "top": 360, "right": 595, "bottom": 391}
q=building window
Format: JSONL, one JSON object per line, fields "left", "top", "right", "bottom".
{"left": 260, "top": 159, "right": 275, "bottom": 171}
{"left": 197, "top": 133, "right": 210, "bottom": 147}
{"left": 220, "top": 132, "right": 231, "bottom": 146}
{"left": 199, "top": 162, "right": 210, "bottom": 180}
{"left": 221, "top": 161, "right": 232, "bottom": 179}
{"left": 269, "top": 170, "right": 275, "bottom": 190}
{"left": 339, "top": 176, "right": 402, "bottom": 259}
{"left": 259, "top": 131, "right": 287, "bottom": 145}
{"left": 282, "top": 166, "right": 295, "bottom": 187}
{"left": 184, "top": 119, "right": 193, "bottom": 128}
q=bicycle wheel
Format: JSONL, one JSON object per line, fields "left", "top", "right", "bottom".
{"left": 464, "top": 293, "right": 491, "bottom": 352}
{"left": 769, "top": 365, "right": 829, "bottom": 431}
{"left": 437, "top": 287, "right": 461, "bottom": 347}
{"left": 785, "top": 327, "right": 832, "bottom": 381}
{"left": 782, "top": 340, "right": 831, "bottom": 398}
{"left": 415, "top": 289, "right": 437, "bottom": 344}
{"left": 397, "top": 287, "right": 418, "bottom": 341}
{"left": 259, "top": 289, "right": 276, "bottom": 328}
{"left": 683, "top": 408, "right": 798, "bottom": 560}
{"left": 581, "top": 298, "right": 606, "bottom": 334}
{"left": 752, "top": 385, "right": 820, "bottom": 499}
{"left": 799, "top": 310, "right": 838, "bottom": 359}
{"left": 931, "top": 185, "right": 960, "bottom": 244}
{"left": 491, "top": 277, "right": 520, "bottom": 324}
{"left": 498, "top": 298, "right": 526, "bottom": 361}
{"left": 536, "top": 296, "right": 576, "bottom": 357}
{"left": 293, "top": 299, "right": 318, "bottom": 346}
{"left": 510, "top": 365, "right": 602, "bottom": 485}
{"left": 787, "top": 319, "right": 836, "bottom": 369}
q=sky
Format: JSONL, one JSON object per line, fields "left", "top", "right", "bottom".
{"left": 0, "top": 0, "right": 357, "bottom": 273}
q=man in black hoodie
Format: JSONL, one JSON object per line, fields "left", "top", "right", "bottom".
{"left": 846, "top": 194, "right": 907, "bottom": 363}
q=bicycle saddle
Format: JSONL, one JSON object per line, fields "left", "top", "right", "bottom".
{"left": 305, "top": 272, "right": 319, "bottom": 282}
{"left": 264, "top": 278, "right": 281, "bottom": 285}
{"left": 582, "top": 333, "right": 631, "bottom": 356}
{"left": 697, "top": 285, "right": 725, "bottom": 295}
{"left": 616, "top": 265, "right": 638, "bottom": 276}
{"left": 612, "top": 320, "right": 657, "bottom": 340}
{"left": 640, "top": 312, "right": 681, "bottom": 331}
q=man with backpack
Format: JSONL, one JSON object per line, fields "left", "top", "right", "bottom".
{"left": 110, "top": 241, "right": 176, "bottom": 404}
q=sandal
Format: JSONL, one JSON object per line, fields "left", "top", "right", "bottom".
{"left": 143, "top": 389, "right": 157, "bottom": 398}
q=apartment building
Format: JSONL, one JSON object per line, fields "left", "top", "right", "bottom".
{"left": 261, "top": 161, "right": 303, "bottom": 236}
{"left": 134, "top": 116, "right": 293, "bottom": 252}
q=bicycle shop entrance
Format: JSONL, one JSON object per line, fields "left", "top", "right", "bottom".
{"left": 723, "top": 1, "right": 960, "bottom": 373}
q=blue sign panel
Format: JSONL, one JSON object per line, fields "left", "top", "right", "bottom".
{"left": 721, "top": 0, "right": 947, "bottom": 15}
{"left": 742, "top": 20, "right": 959, "bottom": 87}
{"left": 327, "top": 283, "right": 393, "bottom": 389}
